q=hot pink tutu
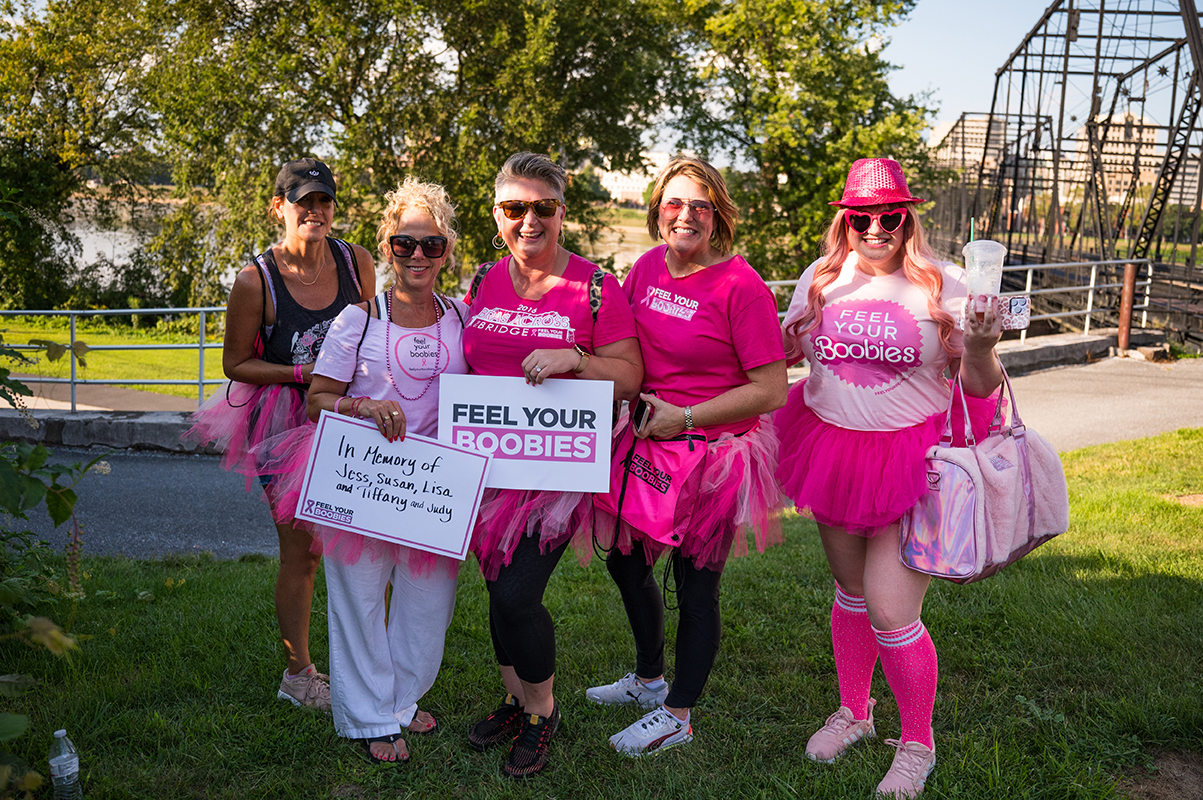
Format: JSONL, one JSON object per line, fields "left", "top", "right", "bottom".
{"left": 470, "top": 489, "right": 594, "bottom": 582}
{"left": 594, "top": 415, "right": 784, "bottom": 571}
{"left": 775, "top": 379, "right": 1003, "bottom": 536}
{"left": 183, "top": 381, "right": 307, "bottom": 502}
{"left": 252, "top": 422, "right": 459, "bottom": 579}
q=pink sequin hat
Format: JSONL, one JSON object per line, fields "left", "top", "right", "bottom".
{"left": 830, "top": 158, "right": 926, "bottom": 207}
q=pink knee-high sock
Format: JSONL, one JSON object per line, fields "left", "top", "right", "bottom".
{"left": 830, "top": 583, "right": 878, "bottom": 719}
{"left": 875, "top": 619, "right": 938, "bottom": 749}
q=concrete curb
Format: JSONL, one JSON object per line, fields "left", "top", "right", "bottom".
{"left": 0, "top": 410, "right": 216, "bottom": 454}
{"left": 995, "top": 327, "right": 1165, "bottom": 374}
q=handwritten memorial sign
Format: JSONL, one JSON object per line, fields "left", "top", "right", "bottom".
{"left": 295, "top": 411, "right": 490, "bottom": 560}
{"left": 437, "top": 374, "right": 613, "bottom": 492}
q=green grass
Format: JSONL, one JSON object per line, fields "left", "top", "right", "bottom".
{"left": 6, "top": 430, "right": 1202, "bottom": 798}
{"left": 1, "top": 317, "right": 225, "bottom": 399}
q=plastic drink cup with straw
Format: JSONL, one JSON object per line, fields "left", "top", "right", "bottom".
{"left": 962, "top": 239, "right": 1007, "bottom": 321}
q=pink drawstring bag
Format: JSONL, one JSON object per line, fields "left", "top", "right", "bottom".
{"left": 900, "top": 362, "right": 1069, "bottom": 583}
{"left": 594, "top": 421, "right": 708, "bottom": 547}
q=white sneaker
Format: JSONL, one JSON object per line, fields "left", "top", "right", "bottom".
{"left": 609, "top": 707, "right": 693, "bottom": 757}
{"left": 586, "top": 673, "right": 669, "bottom": 709}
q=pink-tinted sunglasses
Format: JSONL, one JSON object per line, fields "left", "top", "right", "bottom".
{"left": 845, "top": 207, "right": 907, "bottom": 234}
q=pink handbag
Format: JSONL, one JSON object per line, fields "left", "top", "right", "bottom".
{"left": 594, "top": 420, "right": 708, "bottom": 547}
{"left": 899, "top": 363, "right": 1069, "bottom": 583}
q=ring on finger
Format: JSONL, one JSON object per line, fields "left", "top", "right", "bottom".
{"left": 390, "top": 411, "right": 399, "bottom": 417}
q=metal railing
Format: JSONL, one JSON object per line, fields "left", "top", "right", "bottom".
{"left": 0, "top": 306, "right": 225, "bottom": 412}
{"left": 767, "top": 258, "right": 1154, "bottom": 345}
{"left": 0, "top": 258, "right": 1157, "bottom": 413}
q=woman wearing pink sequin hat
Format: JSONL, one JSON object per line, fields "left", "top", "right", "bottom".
{"left": 777, "top": 158, "right": 1004, "bottom": 797}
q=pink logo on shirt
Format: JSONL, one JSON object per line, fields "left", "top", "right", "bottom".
{"left": 809, "top": 299, "right": 923, "bottom": 388}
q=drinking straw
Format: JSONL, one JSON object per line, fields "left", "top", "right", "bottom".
{"left": 970, "top": 218, "right": 975, "bottom": 242}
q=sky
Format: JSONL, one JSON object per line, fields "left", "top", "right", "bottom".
{"left": 883, "top": 0, "right": 1060, "bottom": 143}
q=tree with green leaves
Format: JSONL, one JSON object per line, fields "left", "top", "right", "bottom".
{"left": 677, "top": 0, "right": 934, "bottom": 281}
{"left": 0, "top": 0, "right": 167, "bottom": 308}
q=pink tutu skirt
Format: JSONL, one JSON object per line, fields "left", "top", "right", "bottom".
{"left": 470, "top": 489, "right": 593, "bottom": 582}
{"left": 594, "top": 415, "right": 784, "bottom": 572}
{"left": 253, "top": 422, "right": 459, "bottom": 579}
{"left": 775, "top": 379, "right": 1002, "bottom": 536}
{"left": 183, "top": 381, "right": 307, "bottom": 502}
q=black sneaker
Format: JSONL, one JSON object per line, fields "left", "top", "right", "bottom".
{"left": 468, "top": 693, "right": 525, "bottom": 752}
{"left": 503, "top": 701, "right": 561, "bottom": 778}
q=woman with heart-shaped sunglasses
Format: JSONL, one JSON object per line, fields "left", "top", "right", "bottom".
{"left": 777, "top": 158, "right": 1004, "bottom": 798}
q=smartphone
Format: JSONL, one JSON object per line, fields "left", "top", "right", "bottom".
{"left": 632, "top": 392, "right": 656, "bottom": 431}
{"left": 997, "top": 295, "right": 1031, "bottom": 331}
{"left": 959, "top": 295, "right": 1031, "bottom": 331}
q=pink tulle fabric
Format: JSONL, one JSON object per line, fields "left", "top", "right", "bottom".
{"left": 594, "top": 415, "right": 784, "bottom": 571}
{"left": 183, "top": 381, "right": 307, "bottom": 500}
{"left": 252, "top": 421, "right": 459, "bottom": 580}
{"left": 470, "top": 489, "right": 594, "bottom": 582}
{"left": 775, "top": 379, "right": 1003, "bottom": 536}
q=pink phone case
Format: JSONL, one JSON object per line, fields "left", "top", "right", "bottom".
{"left": 959, "top": 295, "right": 1031, "bottom": 331}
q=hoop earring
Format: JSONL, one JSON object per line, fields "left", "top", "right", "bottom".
{"left": 558, "top": 229, "right": 566, "bottom": 247}
{"left": 492, "top": 234, "right": 505, "bottom": 250}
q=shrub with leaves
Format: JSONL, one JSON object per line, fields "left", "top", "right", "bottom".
{"left": 0, "top": 363, "right": 101, "bottom": 797}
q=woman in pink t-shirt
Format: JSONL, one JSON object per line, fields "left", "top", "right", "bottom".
{"left": 587, "top": 156, "right": 788, "bottom": 757}
{"left": 462, "top": 152, "right": 643, "bottom": 778}
{"left": 777, "top": 159, "right": 1003, "bottom": 797}
{"left": 261, "top": 178, "right": 469, "bottom": 765}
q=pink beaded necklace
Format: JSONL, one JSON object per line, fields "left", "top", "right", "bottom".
{"left": 384, "top": 289, "right": 443, "bottom": 402}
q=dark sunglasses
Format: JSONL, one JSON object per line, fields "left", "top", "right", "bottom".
{"left": 497, "top": 198, "right": 563, "bottom": 220}
{"left": 660, "top": 198, "right": 714, "bottom": 218}
{"left": 845, "top": 207, "right": 907, "bottom": 235}
{"left": 389, "top": 235, "right": 448, "bottom": 259}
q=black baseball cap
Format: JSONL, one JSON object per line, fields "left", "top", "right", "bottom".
{"left": 274, "top": 158, "right": 337, "bottom": 203}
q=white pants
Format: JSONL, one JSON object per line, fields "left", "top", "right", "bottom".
{"left": 324, "top": 553, "right": 458, "bottom": 740}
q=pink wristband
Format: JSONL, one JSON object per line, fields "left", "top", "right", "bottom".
{"left": 293, "top": 364, "right": 304, "bottom": 384}
{"left": 335, "top": 396, "right": 345, "bottom": 415}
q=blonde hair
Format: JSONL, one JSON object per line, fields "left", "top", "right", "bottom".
{"left": 645, "top": 156, "right": 738, "bottom": 255}
{"left": 375, "top": 176, "right": 458, "bottom": 264}
{"left": 783, "top": 205, "right": 957, "bottom": 364}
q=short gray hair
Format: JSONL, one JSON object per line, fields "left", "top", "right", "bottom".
{"left": 494, "top": 152, "right": 568, "bottom": 201}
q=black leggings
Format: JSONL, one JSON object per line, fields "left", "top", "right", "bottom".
{"left": 606, "top": 541, "right": 723, "bottom": 709}
{"left": 486, "top": 531, "right": 569, "bottom": 685}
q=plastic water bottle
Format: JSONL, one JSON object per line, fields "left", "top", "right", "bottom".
{"left": 48, "top": 729, "right": 83, "bottom": 799}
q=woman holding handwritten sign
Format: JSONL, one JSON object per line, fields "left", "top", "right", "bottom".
{"left": 185, "top": 158, "right": 375, "bottom": 713}
{"left": 273, "top": 178, "right": 469, "bottom": 764}
{"left": 589, "top": 157, "right": 788, "bottom": 756}
{"left": 462, "top": 152, "right": 642, "bottom": 778}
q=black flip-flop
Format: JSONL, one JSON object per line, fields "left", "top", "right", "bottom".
{"left": 360, "top": 732, "right": 408, "bottom": 764}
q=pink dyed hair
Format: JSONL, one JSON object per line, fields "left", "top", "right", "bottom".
{"left": 783, "top": 204, "right": 957, "bottom": 364}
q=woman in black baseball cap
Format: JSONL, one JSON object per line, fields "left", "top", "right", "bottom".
{"left": 186, "top": 157, "right": 376, "bottom": 712}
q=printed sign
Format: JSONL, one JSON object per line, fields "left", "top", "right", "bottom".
{"left": 438, "top": 374, "right": 613, "bottom": 492}
{"left": 295, "top": 411, "right": 490, "bottom": 560}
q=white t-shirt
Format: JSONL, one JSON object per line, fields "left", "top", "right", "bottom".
{"left": 783, "top": 254, "right": 967, "bottom": 431}
{"left": 314, "top": 296, "right": 470, "bottom": 437}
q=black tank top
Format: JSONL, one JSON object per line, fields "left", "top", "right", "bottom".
{"left": 256, "top": 237, "right": 362, "bottom": 369}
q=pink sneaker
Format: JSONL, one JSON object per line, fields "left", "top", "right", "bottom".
{"left": 277, "top": 664, "right": 331, "bottom": 713}
{"left": 805, "top": 698, "right": 876, "bottom": 763}
{"left": 876, "top": 738, "right": 936, "bottom": 798}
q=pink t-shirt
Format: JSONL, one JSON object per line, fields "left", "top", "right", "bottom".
{"left": 313, "top": 296, "right": 470, "bottom": 438}
{"left": 783, "top": 254, "right": 967, "bottom": 431}
{"left": 624, "top": 245, "right": 785, "bottom": 437}
{"left": 462, "top": 254, "right": 636, "bottom": 377}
